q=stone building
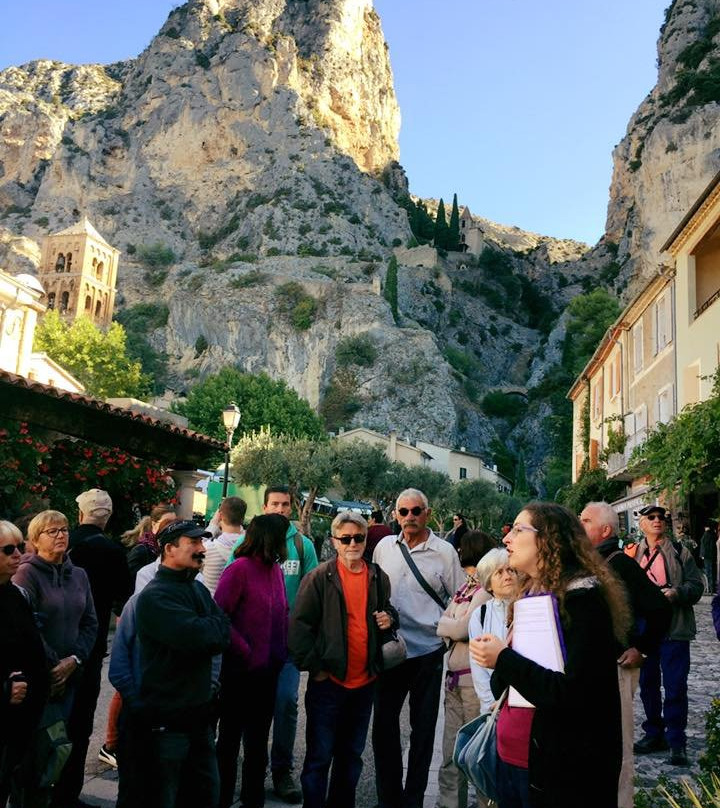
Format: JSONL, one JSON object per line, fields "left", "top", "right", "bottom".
{"left": 38, "top": 218, "right": 119, "bottom": 328}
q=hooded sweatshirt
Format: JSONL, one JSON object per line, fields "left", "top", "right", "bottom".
{"left": 13, "top": 553, "right": 98, "bottom": 666}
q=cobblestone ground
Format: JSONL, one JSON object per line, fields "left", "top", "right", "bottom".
{"left": 81, "top": 596, "right": 719, "bottom": 807}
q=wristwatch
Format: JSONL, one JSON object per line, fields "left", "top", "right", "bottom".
{"left": 70, "top": 655, "right": 83, "bottom": 667}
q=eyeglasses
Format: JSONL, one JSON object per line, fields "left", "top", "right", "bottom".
{"left": 645, "top": 514, "right": 665, "bottom": 522}
{"left": 508, "top": 524, "right": 539, "bottom": 537}
{"left": 334, "top": 534, "right": 366, "bottom": 545}
{"left": 1, "top": 542, "right": 25, "bottom": 556}
{"left": 41, "top": 527, "right": 69, "bottom": 538}
{"left": 398, "top": 506, "right": 425, "bottom": 517}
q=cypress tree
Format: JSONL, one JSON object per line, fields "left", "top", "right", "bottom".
{"left": 434, "top": 198, "right": 448, "bottom": 249}
{"left": 448, "top": 193, "right": 460, "bottom": 251}
{"left": 384, "top": 255, "right": 399, "bottom": 323}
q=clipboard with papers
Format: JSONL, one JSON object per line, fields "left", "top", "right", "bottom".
{"left": 508, "top": 594, "right": 566, "bottom": 708}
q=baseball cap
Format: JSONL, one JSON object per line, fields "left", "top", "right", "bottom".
{"left": 156, "top": 519, "right": 211, "bottom": 546}
{"left": 76, "top": 489, "right": 113, "bottom": 516}
{"left": 639, "top": 505, "right": 668, "bottom": 517}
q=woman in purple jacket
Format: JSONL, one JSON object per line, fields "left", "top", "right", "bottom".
{"left": 214, "top": 514, "right": 289, "bottom": 808}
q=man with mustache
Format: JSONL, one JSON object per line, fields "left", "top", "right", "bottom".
{"left": 135, "top": 520, "right": 230, "bottom": 808}
{"left": 372, "top": 488, "right": 464, "bottom": 808}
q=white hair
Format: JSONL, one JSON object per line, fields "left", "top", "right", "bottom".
{"left": 476, "top": 547, "right": 510, "bottom": 592}
{"left": 331, "top": 511, "right": 368, "bottom": 535}
{"left": 584, "top": 501, "right": 619, "bottom": 534}
{"left": 396, "top": 488, "right": 429, "bottom": 509}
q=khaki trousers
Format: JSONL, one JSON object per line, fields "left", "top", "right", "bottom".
{"left": 437, "top": 684, "right": 490, "bottom": 808}
{"left": 618, "top": 665, "right": 641, "bottom": 808}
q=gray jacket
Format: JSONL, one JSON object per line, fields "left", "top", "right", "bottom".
{"left": 13, "top": 553, "right": 98, "bottom": 665}
{"left": 635, "top": 537, "right": 704, "bottom": 641}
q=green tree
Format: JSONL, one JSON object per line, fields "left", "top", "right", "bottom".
{"left": 33, "top": 311, "right": 149, "bottom": 399}
{"left": 334, "top": 440, "right": 391, "bottom": 505}
{"left": 556, "top": 468, "right": 625, "bottom": 514}
{"left": 175, "top": 368, "right": 325, "bottom": 442}
{"left": 447, "top": 478, "right": 522, "bottom": 535}
{"left": 384, "top": 255, "right": 399, "bottom": 323}
{"left": 231, "top": 429, "right": 337, "bottom": 536}
{"left": 631, "top": 368, "right": 720, "bottom": 500}
{"left": 563, "top": 289, "right": 621, "bottom": 377}
{"left": 434, "top": 198, "right": 449, "bottom": 250}
{"left": 448, "top": 193, "right": 460, "bottom": 252}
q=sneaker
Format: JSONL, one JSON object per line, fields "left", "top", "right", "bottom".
{"left": 633, "top": 734, "right": 670, "bottom": 754}
{"left": 272, "top": 769, "right": 302, "bottom": 804}
{"left": 97, "top": 744, "right": 118, "bottom": 768}
{"left": 669, "top": 746, "right": 689, "bottom": 766}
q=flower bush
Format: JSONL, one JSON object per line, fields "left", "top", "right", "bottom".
{"left": 0, "top": 419, "right": 177, "bottom": 531}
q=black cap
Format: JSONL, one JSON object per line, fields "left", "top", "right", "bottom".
{"left": 156, "top": 520, "right": 210, "bottom": 546}
{"left": 639, "top": 505, "right": 668, "bottom": 517}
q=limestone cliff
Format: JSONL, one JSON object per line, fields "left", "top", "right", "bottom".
{"left": 606, "top": 0, "right": 720, "bottom": 289}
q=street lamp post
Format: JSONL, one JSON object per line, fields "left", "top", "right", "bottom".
{"left": 221, "top": 403, "right": 241, "bottom": 498}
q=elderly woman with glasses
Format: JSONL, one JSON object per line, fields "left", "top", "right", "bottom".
{"left": 470, "top": 503, "right": 629, "bottom": 808}
{"left": 0, "top": 521, "right": 48, "bottom": 807}
{"left": 289, "top": 511, "right": 398, "bottom": 808}
{"left": 13, "top": 511, "right": 97, "bottom": 706}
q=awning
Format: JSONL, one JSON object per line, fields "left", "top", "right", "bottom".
{"left": 0, "top": 370, "right": 224, "bottom": 470}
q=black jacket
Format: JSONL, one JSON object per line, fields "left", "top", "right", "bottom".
{"left": 136, "top": 565, "right": 230, "bottom": 727}
{"left": 491, "top": 583, "right": 621, "bottom": 808}
{"left": 289, "top": 559, "right": 398, "bottom": 681}
{"left": 69, "top": 524, "right": 132, "bottom": 658}
{"left": 597, "top": 537, "right": 671, "bottom": 655}
{"left": 0, "top": 582, "right": 48, "bottom": 746}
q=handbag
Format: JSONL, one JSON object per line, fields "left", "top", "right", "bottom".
{"left": 453, "top": 690, "right": 506, "bottom": 802}
{"left": 375, "top": 569, "right": 407, "bottom": 670}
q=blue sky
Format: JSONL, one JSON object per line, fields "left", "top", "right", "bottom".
{"left": 1, "top": 1, "right": 668, "bottom": 244}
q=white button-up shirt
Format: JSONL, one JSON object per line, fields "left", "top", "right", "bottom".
{"left": 373, "top": 531, "right": 465, "bottom": 658}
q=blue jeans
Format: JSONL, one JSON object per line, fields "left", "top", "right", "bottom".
{"left": 301, "top": 678, "right": 375, "bottom": 808}
{"left": 149, "top": 724, "right": 219, "bottom": 808}
{"left": 639, "top": 639, "right": 691, "bottom": 748}
{"left": 271, "top": 660, "right": 301, "bottom": 772}
{"left": 496, "top": 758, "right": 531, "bottom": 808}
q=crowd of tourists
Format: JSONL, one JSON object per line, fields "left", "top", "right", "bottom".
{"left": 0, "top": 482, "right": 712, "bottom": 808}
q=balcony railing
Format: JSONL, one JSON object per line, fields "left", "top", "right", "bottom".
{"left": 606, "top": 428, "right": 648, "bottom": 478}
{"left": 694, "top": 285, "right": 720, "bottom": 320}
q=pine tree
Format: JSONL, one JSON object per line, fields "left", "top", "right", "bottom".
{"left": 448, "top": 193, "right": 460, "bottom": 251}
{"left": 434, "top": 198, "right": 448, "bottom": 249}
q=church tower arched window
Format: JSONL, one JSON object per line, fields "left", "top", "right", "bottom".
{"left": 55, "top": 253, "right": 65, "bottom": 272}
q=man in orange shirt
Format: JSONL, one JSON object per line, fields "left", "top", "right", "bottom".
{"left": 289, "top": 512, "right": 398, "bottom": 808}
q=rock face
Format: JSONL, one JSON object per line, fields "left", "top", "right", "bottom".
{"left": 605, "top": 0, "right": 720, "bottom": 289}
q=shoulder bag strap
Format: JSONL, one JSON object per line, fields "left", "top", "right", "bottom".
{"left": 398, "top": 541, "right": 446, "bottom": 610}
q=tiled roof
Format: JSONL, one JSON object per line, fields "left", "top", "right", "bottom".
{"left": 51, "top": 217, "right": 114, "bottom": 249}
{"left": 0, "top": 369, "right": 224, "bottom": 469}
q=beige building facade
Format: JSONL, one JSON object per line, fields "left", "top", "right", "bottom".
{"left": 661, "top": 170, "right": 720, "bottom": 409}
{"left": 39, "top": 218, "right": 119, "bottom": 329}
{"left": 569, "top": 171, "right": 720, "bottom": 529}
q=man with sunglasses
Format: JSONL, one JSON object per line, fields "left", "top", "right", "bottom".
{"left": 372, "top": 488, "right": 464, "bottom": 808}
{"left": 633, "top": 504, "right": 703, "bottom": 767}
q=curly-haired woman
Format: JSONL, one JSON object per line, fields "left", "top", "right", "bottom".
{"left": 470, "top": 502, "right": 629, "bottom": 808}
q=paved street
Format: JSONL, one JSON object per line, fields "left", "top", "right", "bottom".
{"left": 80, "top": 596, "right": 719, "bottom": 807}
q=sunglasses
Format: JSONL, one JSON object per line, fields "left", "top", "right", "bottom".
{"left": 645, "top": 514, "right": 665, "bottom": 521}
{"left": 334, "top": 534, "right": 366, "bottom": 545}
{"left": 1, "top": 542, "right": 25, "bottom": 556}
{"left": 398, "top": 506, "right": 425, "bottom": 517}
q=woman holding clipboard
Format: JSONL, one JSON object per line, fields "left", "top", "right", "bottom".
{"left": 470, "top": 502, "right": 629, "bottom": 808}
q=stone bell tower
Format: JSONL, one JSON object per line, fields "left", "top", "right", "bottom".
{"left": 38, "top": 217, "right": 120, "bottom": 329}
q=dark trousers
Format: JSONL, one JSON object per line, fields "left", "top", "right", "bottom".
{"left": 372, "top": 647, "right": 445, "bottom": 808}
{"left": 639, "top": 639, "right": 691, "bottom": 748}
{"left": 116, "top": 708, "right": 147, "bottom": 808}
{"left": 149, "top": 724, "right": 219, "bottom": 808}
{"left": 50, "top": 649, "right": 103, "bottom": 807}
{"left": 705, "top": 560, "right": 716, "bottom": 593}
{"left": 496, "top": 759, "right": 531, "bottom": 808}
{"left": 301, "top": 678, "right": 375, "bottom": 808}
{"left": 216, "top": 668, "right": 279, "bottom": 808}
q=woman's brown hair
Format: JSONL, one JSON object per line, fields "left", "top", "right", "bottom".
{"left": 234, "top": 514, "right": 289, "bottom": 565}
{"left": 512, "top": 501, "right": 630, "bottom": 644}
